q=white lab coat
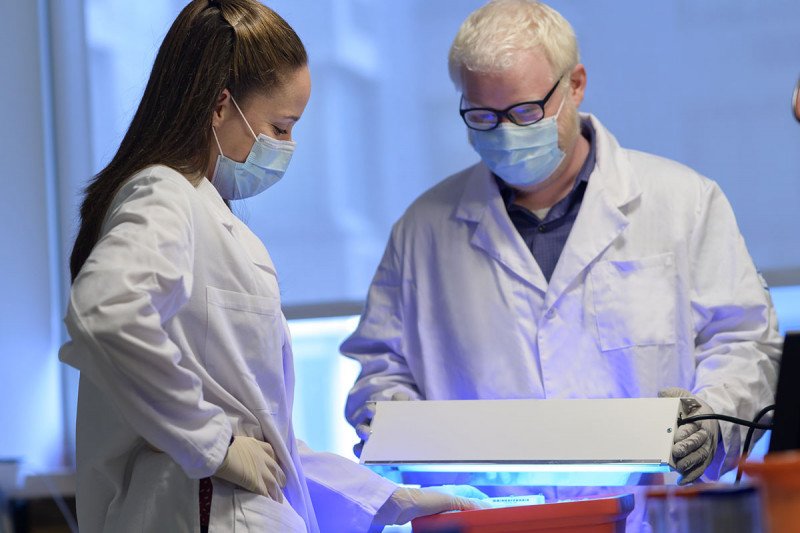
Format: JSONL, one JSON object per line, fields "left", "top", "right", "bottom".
{"left": 60, "top": 165, "right": 396, "bottom": 533}
{"left": 343, "top": 114, "right": 781, "bottom": 480}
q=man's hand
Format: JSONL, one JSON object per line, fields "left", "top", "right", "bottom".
{"left": 353, "top": 391, "right": 411, "bottom": 457}
{"left": 659, "top": 387, "right": 720, "bottom": 485}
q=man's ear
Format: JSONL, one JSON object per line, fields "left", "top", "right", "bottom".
{"left": 569, "top": 64, "right": 587, "bottom": 108}
{"left": 211, "top": 88, "right": 233, "bottom": 129}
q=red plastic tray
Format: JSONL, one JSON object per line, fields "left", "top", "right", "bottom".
{"left": 411, "top": 493, "right": 634, "bottom": 533}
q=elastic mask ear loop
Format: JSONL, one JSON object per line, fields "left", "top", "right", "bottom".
{"left": 230, "top": 95, "right": 259, "bottom": 141}
{"left": 211, "top": 127, "right": 224, "bottom": 157}
{"left": 552, "top": 87, "right": 567, "bottom": 119}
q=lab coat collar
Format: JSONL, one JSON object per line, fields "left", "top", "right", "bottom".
{"left": 453, "top": 114, "right": 643, "bottom": 297}
{"left": 583, "top": 113, "right": 642, "bottom": 211}
{"left": 545, "top": 114, "right": 643, "bottom": 308}
{"left": 197, "top": 177, "right": 236, "bottom": 231}
{"left": 455, "top": 163, "right": 549, "bottom": 292}
{"left": 197, "top": 178, "right": 278, "bottom": 276}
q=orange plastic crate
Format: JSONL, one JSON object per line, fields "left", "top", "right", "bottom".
{"left": 411, "top": 493, "right": 634, "bottom": 533}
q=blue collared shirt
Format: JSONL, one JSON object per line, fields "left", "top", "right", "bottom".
{"left": 496, "top": 118, "right": 597, "bottom": 282}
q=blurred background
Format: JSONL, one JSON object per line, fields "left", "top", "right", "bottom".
{"left": 1, "top": 0, "right": 798, "bottom": 502}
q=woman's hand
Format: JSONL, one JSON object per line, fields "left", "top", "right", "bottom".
{"left": 214, "top": 436, "right": 287, "bottom": 502}
{"left": 373, "top": 485, "right": 492, "bottom": 526}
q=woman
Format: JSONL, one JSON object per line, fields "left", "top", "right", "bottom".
{"left": 60, "top": 1, "right": 486, "bottom": 531}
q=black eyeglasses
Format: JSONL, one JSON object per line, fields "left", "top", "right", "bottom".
{"left": 460, "top": 77, "right": 562, "bottom": 131}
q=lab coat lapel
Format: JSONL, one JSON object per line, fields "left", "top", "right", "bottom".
{"left": 197, "top": 179, "right": 278, "bottom": 277}
{"left": 545, "top": 115, "right": 642, "bottom": 308}
{"left": 456, "top": 164, "right": 549, "bottom": 293}
{"left": 198, "top": 178, "right": 237, "bottom": 234}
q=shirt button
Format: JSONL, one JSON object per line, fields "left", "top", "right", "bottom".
{"left": 538, "top": 225, "right": 546, "bottom": 233}
{"left": 545, "top": 309, "right": 556, "bottom": 319}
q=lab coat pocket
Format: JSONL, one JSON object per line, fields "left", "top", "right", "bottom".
{"left": 590, "top": 253, "right": 677, "bottom": 351}
{"left": 235, "top": 489, "right": 307, "bottom": 532}
{"left": 205, "top": 285, "right": 285, "bottom": 413}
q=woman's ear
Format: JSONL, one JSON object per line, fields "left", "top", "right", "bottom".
{"left": 211, "top": 88, "right": 233, "bottom": 129}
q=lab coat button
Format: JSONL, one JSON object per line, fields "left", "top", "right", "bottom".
{"left": 545, "top": 309, "right": 556, "bottom": 319}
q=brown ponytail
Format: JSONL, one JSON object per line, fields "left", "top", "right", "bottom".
{"left": 69, "top": 0, "right": 307, "bottom": 280}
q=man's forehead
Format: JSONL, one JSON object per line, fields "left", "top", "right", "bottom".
{"left": 461, "top": 66, "right": 558, "bottom": 108}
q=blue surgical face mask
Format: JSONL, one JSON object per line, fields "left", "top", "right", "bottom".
{"left": 468, "top": 94, "right": 566, "bottom": 188}
{"left": 211, "top": 96, "right": 296, "bottom": 200}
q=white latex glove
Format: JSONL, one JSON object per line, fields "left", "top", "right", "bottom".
{"left": 372, "top": 485, "right": 492, "bottom": 526}
{"left": 353, "top": 391, "right": 411, "bottom": 457}
{"left": 658, "top": 387, "right": 720, "bottom": 485}
{"left": 214, "top": 436, "right": 287, "bottom": 502}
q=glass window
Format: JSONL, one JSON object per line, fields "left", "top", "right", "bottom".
{"left": 289, "top": 316, "right": 362, "bottom": 458}
{"left": 82, "top": 1, "right": 800, "bottom": 306}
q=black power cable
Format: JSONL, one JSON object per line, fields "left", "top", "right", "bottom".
{"left": 736, "top": 405, "right": 776, "bottom": 483}
{"left": 678, "top": 413, "right": 773, "bottom": 431}
{"left": 676, "top": 406, "right": 777, "bottom": 484}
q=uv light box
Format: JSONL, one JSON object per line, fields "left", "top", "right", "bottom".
{"left": 360, "top": 398, "right": 683, "bottom": 485}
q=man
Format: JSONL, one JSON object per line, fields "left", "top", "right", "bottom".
{"left": 343, "top": 0, "right": 780, "bottom": 492}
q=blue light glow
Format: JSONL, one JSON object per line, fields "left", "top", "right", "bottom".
{"left": 372, "top": 463, "right": 670, "bottom": 474}
{"left": 365, "top": 463, "right": 671, "bottom": 487}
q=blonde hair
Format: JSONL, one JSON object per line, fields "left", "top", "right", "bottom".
{"left": 448, "top": 0, "right": 579, "bottom": 91}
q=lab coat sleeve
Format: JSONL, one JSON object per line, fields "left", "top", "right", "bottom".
{"left": 341, "top": 226, "right": 423, "bottom": 429}
{"left": 296, "top": 440, "right": 397, "bottom": 532}
{"left": 688, "top": 180, "right": 781, "bottom": 479}
{"left": 60, "top": 171, "right": 232, "bottom": 479}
